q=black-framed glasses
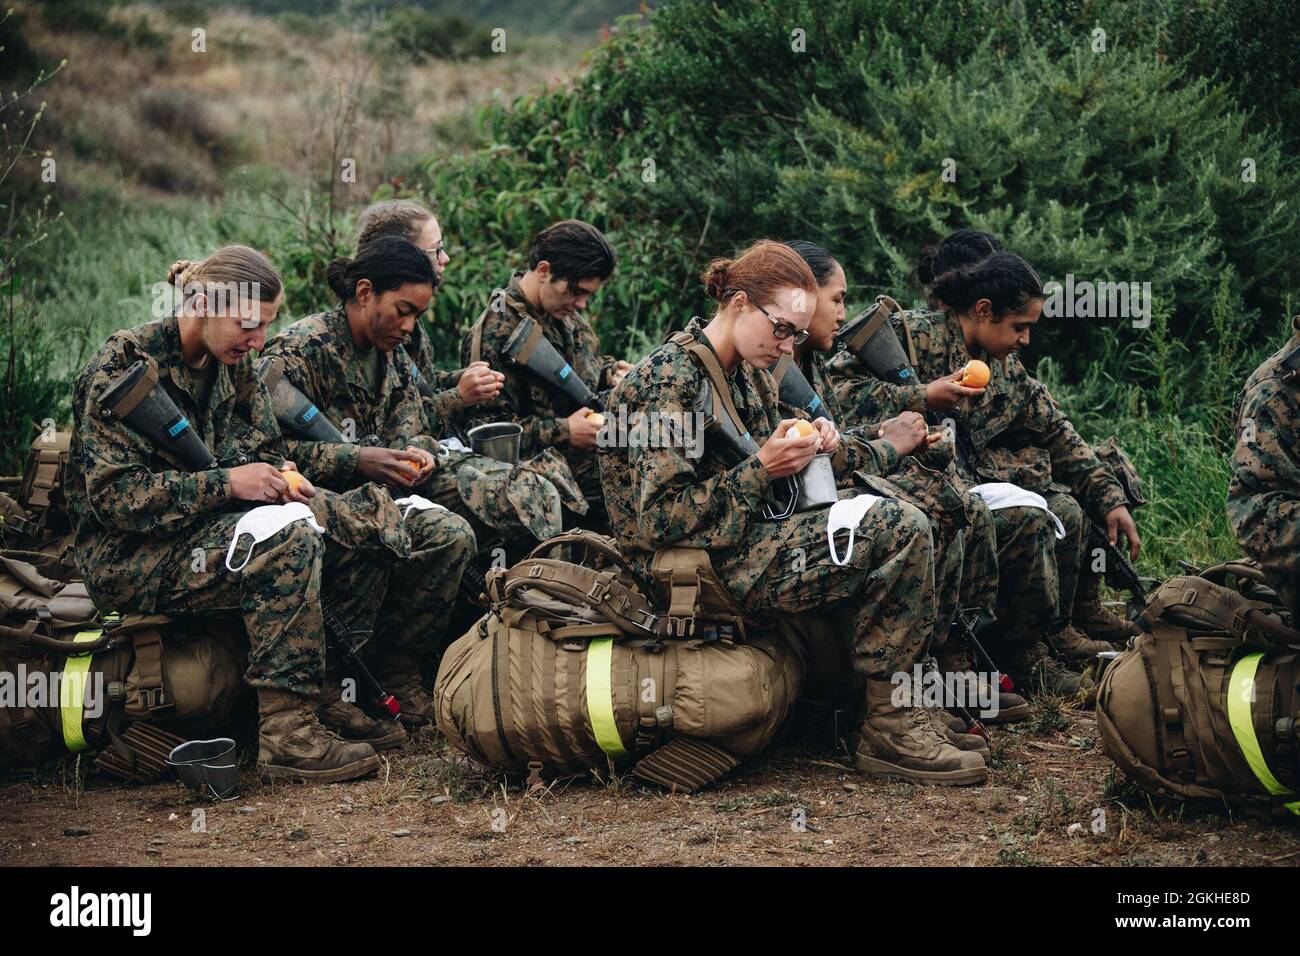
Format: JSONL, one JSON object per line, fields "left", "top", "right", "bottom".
{"left": 749, "top": 299, "right": 809, "bottom": 345}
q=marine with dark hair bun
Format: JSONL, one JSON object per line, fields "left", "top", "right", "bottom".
{"left": 827, "top": 245, "right": 1139, "bottom": 694}
{"left": 260, "top": 237, "right": 479, "bottom": 727}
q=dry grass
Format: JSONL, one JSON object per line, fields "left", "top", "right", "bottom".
{"left": 17, "top": 1, "right": 581, "bottom": 200}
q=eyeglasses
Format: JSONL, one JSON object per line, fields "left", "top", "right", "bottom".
{"left": 424, "top": 242, "right": 448, "bottom": 259}
{"left": 748, "top": 298, "right": 809, "bottom": 345}
{"left": 724, "top": 288, "right": 809, "bottom": 344}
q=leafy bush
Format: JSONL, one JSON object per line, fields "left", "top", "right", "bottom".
{"left": 410, "top": 0, "right": 1300, "bottom": 574}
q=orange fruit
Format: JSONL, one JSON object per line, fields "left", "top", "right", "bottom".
{"left": 586, "top": 412, "right": 606, "bottom": 427}
{"left": 791, "top": 420, "right": 818, "bottom": 439}
{"left": 281, "top": 469, "right": 307, "bottom": 493}
{"left": 956, "top": 359, "right": 990, "bottom": 388}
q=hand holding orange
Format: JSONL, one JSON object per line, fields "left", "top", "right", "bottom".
{"left": 586, "top": 412, "right": 606, "bottom": 427}
{"left": 790, "top": 420, "right": 818, "bottom": 439}
{"left": 956, "top": 359, "right": 991, "bottom": 388}
{"left": 281, "top": 469, "right": 307, "bottom": 493}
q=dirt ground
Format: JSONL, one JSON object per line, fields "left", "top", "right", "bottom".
{"left": 3, "top": 699, "right": 1298, "bottom": 867}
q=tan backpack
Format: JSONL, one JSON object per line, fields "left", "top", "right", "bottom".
{"left": 0, "top": 549, "right": 247, "bottom": 781}
{"left": 434, "top": 530, "right": 806, "bottom": 790}
{"left": 1096, "top": 561, "right": 1300, "bottom": 819}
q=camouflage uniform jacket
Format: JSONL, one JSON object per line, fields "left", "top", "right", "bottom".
{"left": 600, "top": 318, "right": 896, "bottom": 600}
{"left": 462, "top": 271, "right": 619, "bottom": 490}
{"left": 263, "top": 308, "right": 445, "bottom": 490}
{"left": 400, "top": 317, "right": 466, "bottom": 434}
{"left": 785, "top": 349, "right": 902, "bottom": 480}
{"left": 826, "top": 307, "right": 1127, "bottom": 522}
{"left": 67, "top": 314, "right": 285, "bottom": 613}
{"left": 1227, "top": 315, "right": 1300, "bottom": 619}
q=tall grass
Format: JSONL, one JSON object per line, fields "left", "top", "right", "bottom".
{"left": 1037, "top": 286, "right": 1296, "bottom": 578}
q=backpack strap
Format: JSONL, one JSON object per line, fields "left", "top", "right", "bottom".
{"left": 21, "top": 432, "right": 72, "bottom": 523}
{"left": 1150, "top": 625, "right": 1195, "bottom": 783}
{"left": 668, "top": 330, "right": 750, "bottom": 441}
{"left": 1227, "top": 652, "right": 1300, "bottom": 815}
{"left": 493, "top": 559, "right": 663, "bottom": 638}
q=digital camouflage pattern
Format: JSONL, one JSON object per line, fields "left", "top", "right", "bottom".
{"left": 462, "top": 271, "right": 621, "bottom": 504}
{"left": 599, "top": 318, "right": 935, "bottom": 680}
{"left": 1228, "top": 314, "right": 1300, "bottom": 620}
{"left": 264, "top": 308, "right": 582, "bottom": 542}
{"left": 65, "top": 314, "right": 434, "bottom": 694}
{"left": 401, "top": 319, "right": 467, "bottom": 435}
{"left": 784, "top": 349, "right": 996, "bottom": 644}
{"left": 826, "top": 306, "right": 1120, "bottom": 633}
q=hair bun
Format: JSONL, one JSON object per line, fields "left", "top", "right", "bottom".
{"left": 701, "top": 259, "right": 732, "bottom": 302}
{"left": 166, "top": 259, "right": 198, "bottom": 288}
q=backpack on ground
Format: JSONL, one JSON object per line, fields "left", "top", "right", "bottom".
{"left": 1096, "top": 561, "right": 1300, "bottom": 819}
{"left": 434, "top": 530, "right": 806, "bottom": 791}
{"left": 0, "top": 548, "right": 247, "bottom": 781}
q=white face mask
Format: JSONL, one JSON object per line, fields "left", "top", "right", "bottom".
{"left": 967, "top": 482, "right": 1067, "bottom": 539}
{"left": 826, "top": 493, "right": 884, "bottom": 567}
{"left": 392, "top": 495, "right": 449, "bottom": 521}
{"left": 225, "top": 502, "right": 326, "bottom": 573}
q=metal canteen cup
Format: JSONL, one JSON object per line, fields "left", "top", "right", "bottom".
{"left": 167, "top": 737, "right": 239, "bottom": 801}
{"left": 467, "top": 422, "right": 523, "bottom": 464}
{"left": 795, "top": 453, "right": 838, "bottom": 511}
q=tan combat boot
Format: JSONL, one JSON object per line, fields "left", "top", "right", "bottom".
{"left": 369, "top": 652, "right": 437, "bottom": 729}
{"left": 316, "top": 694, "right": 407, "bottom": 751}
{"left": 258, "top": 688, "right": 381, "bottom": 783}
{"left": 935, "top": 647, "right": 1030, "bottom": 725}
{"left": 1047, "top": 624, "right": 1118, "bottom": 665}
{"left": 1006, "top": 645, "right": 1082, "bottom": 697}
{"left": 1071, "top": 574, "right": 1141, "bottom": 643}
{"left": 854, "top": 679, "right": 988, "bottom": 786}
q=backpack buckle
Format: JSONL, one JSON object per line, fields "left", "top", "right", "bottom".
{"left": 665, "top": 616, "right": 695, "bottom": 638}
{"left": 587, "top": 578, "right": 610, "bottom": 603}
{"left": 629, "top": 607, "right": 659, "bottom": 634}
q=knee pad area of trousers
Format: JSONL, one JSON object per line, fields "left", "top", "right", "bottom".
{"left": 407, "top": 507, "right": 477, "bottom": 560}
{"left": 242, "top": 519, "right": 324, "bottom": 575}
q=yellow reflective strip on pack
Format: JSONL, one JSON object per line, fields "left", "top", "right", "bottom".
{"left": 585, "top": 638, "right": 626, "bottom": 758}
{"left": 1227, "top": 652, "right": 1300, "bottom": 815}
{"left": 60, "top": 630, "right": 102, "bottom": 753}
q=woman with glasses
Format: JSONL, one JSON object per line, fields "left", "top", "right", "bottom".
{"left": 598, "top": 239, "right": 988, "bottom": 787}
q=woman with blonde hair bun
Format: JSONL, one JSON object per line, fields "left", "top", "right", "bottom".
{"left": 65, "top": 244, "right": 418, "bottom": 783}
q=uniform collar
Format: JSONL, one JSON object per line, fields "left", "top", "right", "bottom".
{"left": 159, "top": 312, "right": 233, "bottom": 414}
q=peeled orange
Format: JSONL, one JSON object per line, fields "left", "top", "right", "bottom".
{"left": 282, "top": 469, "right": 307, "bottom": 493}
{"left": 587, "top": 412, "right": 606, "bottom": 427}
{"left": 956, "top": 359, "right": 991, "bottom": 388}
{"left": 791, "top": 420, "right": 818, "bottom": 439}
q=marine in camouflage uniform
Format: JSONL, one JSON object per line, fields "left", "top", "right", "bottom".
{"left": 462, "top": 272, "right": 623, "bottom": 516}
{"left": 827, "top": 307, "right": 1125, "bottom": 684}
{"left": 65, "top": 313, "right": 411, "bottom": 773}
{"left": 1228, "top": 314, "right": 1300, "bottom": 621}
{"left": 264, "top": 308, "right": 584, "bottom": 549}
{"left": 600, "top": 318, "right": 988, "bottom": 783}
{"left": 779, "top": 348, "right": 995, "bottom": 645}
{"left": 785, "top": 345, "right": 1032, "bottom": 721}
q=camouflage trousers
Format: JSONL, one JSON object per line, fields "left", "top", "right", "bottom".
{"left": 417, "top": 448, "right": 586, "bottom": 548}
{"left": 748, "top": 496, "right": 935, "bottom": 681}
{"left": 150, "top": 486, "right": 473, "bottom": 694}
{"left": 1048, "top": 491, "right": 1087, "bottom": 627}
